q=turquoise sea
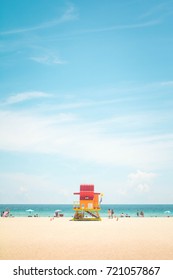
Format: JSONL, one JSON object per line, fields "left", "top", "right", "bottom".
{"left": 0, "top": 204, "right": 173, "bottom": 218}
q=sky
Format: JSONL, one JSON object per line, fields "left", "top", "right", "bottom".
{"left": 0, "top": 0, "right": 173, "bottom": 204}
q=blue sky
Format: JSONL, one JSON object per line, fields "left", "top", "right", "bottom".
{"left": 0, "top": 0, "right": 173, "bottom": 204}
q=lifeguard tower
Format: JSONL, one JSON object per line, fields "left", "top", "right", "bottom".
{"left": 73, "top": 184, "right": 102, "bottom": 221}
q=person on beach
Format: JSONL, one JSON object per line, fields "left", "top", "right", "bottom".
{"left": 111, "top": 209, "right": 114, "bottom": 219}
{"left": 108, "top": 209, "right": 111, "bottom": 218}
{"left": 140, "top": 211, "right": 144, "bottom": 217}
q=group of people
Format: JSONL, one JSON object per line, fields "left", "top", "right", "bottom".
{"left": 1, "top": 209, "right": 10, "bottom": 217}
{"left": 137, "top": 211, "right": 144, "bottom": 217}
{"left": 107, "top": 209, "right": 145, "bottom": 218}
{"left": 108, "top": 209, "right": 114, "bottom": 218}
{"left": 108, "top": 209, "right": 130, "bottom": 219}
{"left": 107, "top": 209, "right": 119, "bottom": 220}
{"left": 108, "top": 209, "right": 131, "bottom": 219}
{"left": 108, "top": 209, "right": 147, "bottom": 218}
{"left": 120, "top": 213, "right": 130, "bottom": 218}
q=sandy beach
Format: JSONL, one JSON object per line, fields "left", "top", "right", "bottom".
{"left": 0, "top": 217, "right": 173, "bottom": 260}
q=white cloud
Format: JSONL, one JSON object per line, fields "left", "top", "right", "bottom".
{"left": 128, "top": 170, "right": 157, "bottom": 193}
{"left": 136, "top": 183, "right": 149, "bottom": 192}
{"left": 19, "top": 185, "right": 28, "bottom": 194}
{"left": 4, "top": 91, "right": 52, "bottom": 105}
{"left": 128, "top": 170, "right": 157, "bottom": 181}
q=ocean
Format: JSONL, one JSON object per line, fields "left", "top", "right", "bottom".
{"left": 0, "top": 204, "right": 173, "bottom": 218}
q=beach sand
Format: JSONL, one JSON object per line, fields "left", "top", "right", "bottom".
{"left": 0, "top": 217, "right": 173, "bottom": 260}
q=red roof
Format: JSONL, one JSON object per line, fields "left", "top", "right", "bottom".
{"left": 80, "top": 184, "right": 94, "bottom": 191}
{"left": 74, "top": 185, "right": 100, "bottom": 200}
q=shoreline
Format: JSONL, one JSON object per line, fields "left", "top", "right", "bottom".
{"left": 1, "top": 203, "right": 172, "bottom": 219}
{"left": 0, "top": 217, "right": 173, "bottom": 260}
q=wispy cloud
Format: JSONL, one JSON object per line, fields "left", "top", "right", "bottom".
{"left": 59, "top": 4, "right": 78, "bottom": 23}
{"left": 160, "top": 81, "right": 173, "bottom": 86}
{"left": 75, "top": 20, "right": 160, "bottom": 35}
{"left": 3, "top": 91, "right": 52, "bottom": 105}
{"left": 0, "top": 106, "right": 173, "bottom": 169}
{"left": 0, "top": 81, "right": 173, "bottom": 169}
{"left": 30, "top": 54, "right": 67, "bottom": 65}
{"left": 0, "top": 5, "right": 78, "bottom": 36}
{"left": 139, "top": 1, "right": 173, "bottom": 20}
